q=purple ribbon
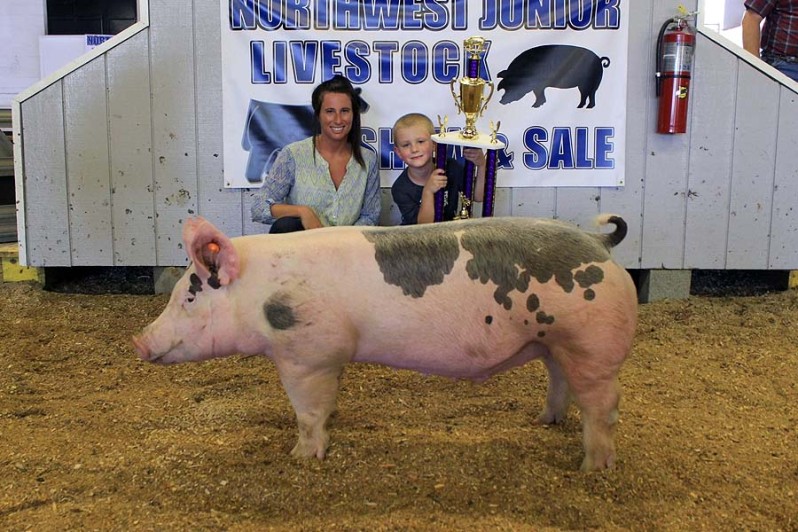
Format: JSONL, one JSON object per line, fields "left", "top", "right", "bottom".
{"left": 434, "top": 143, "right": 448, "bottom": 222}
{"left": 468, "top": 57, "right": 480, "bottom": 79}
{"left": 462, "top": 160, "right": 475, "bottom": 218}
{"left": 481, "top": 149, "right": 498, "bottom": 218}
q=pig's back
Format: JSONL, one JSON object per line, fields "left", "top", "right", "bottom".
{"left": 234, "top": 218, "right": 634, "bottom": 379}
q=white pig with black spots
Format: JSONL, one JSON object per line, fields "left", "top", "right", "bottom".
{"left": 133, "top": 215, "right": 637, "bottom": 471}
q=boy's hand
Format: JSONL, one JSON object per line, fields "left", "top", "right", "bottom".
{"left": 423, "top": 168, "right": 448, "bottom": 194}
{"left": 463, "top": 148, "right": 486, "bottom": 167}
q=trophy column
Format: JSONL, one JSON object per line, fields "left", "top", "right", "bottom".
{"left": 433, "top": 143, "right": 448, "bottom": 222}
{"left": 431, "top": 36, "right": 505, "bottom": 222}
{"left": 431, "top": 134, "right": 505, "bottom": 220}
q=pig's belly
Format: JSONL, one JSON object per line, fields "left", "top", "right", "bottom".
{"left": 353, "top": 338, "right": 550, "bottom": 381}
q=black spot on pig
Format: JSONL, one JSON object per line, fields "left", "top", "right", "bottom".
{"left": 536, "top": 311, "right": 555, "bottom": 325}
{"left": 264, "top": 294, "right": 297, "bottom": 331}
{"left": 485, "top": 315, "right": 493, "bottom": 325}
{"left": 584, "top": 289, "right": 596, "bottom": 301}
{"left": 460, "top": 219, "right": 612, "bottom": 310}
{"left": 575, "top": 265, "right": 604, "bottom": 288}
{"left": 363, "top": 225, "right": 460, "bottom": 298}
{"left": 188, "top": 273, "right": 203, "bottom": 299}
{"left": 497, "top": 44, "right": 610, "bottom": 109}
{"left": 527, "top": 294, "right": 540, "bottom": 312}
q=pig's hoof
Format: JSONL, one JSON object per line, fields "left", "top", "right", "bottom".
{"left": 580, "top": 451, "right": 616, "bottom": 472}
{"left": 534, "top": 411, "right": 567, "bottom": 426}
{"left": 290, "top": 439, "right": 328, "bottom": 460}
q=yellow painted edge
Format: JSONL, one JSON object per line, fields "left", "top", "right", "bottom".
{"left": 2, "top": 256, "right": 44, "bottom": 283}
{"left": 0, "top": 242, "right": 20, "bottom": 257}
{"left": 789, "top": 271, "right": 798, "bottom": 289}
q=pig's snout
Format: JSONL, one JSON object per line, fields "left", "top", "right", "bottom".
{"left": 132, "top": 334, "right": 152, "bottom": 361}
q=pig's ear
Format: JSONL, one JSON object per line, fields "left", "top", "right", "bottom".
{"left": 183, "top": 217, "right": 239, "bottom": 287}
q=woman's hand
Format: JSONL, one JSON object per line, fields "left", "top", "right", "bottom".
{"left": 298, "top": 206, "right": 324, "bottom": 229}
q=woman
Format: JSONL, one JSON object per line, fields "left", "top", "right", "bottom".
{"left": 251, "top": 75, "right": 381, "bottom": 233}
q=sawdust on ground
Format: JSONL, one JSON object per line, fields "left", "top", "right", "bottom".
{"left": 0, "top": 280, "right": 796, "bottom": 530}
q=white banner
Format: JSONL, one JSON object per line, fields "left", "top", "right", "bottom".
{"left": 220, "top": 0, "right": 629, "bottom": 189}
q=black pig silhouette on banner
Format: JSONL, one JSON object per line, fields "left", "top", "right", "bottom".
{"left": 498, "top": 44, "right": 610, "bottom": 109}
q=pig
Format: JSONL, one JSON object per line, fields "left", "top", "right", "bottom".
{"left": 132, "top": 214, "right": 638, "bottom": 471}
{"left": 497, "top": 44, "right": 611, "bottom": 109}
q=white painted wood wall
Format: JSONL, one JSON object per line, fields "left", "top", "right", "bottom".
{"left": 0, "top": 1, "right": 45, "bottom": 108}
{"left": 13, "top": 0, "right": 798, "bottom": 270}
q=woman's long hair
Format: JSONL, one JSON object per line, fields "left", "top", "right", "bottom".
{"left": 311, "top": 75, "right": 366, "bottom": 169}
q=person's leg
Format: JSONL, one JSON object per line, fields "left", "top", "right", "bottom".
{"left": 269, "top": 217, "right": 305, "bottom": 233}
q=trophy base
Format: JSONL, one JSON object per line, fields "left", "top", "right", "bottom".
{"left": 459, "top": 126, "right": 478, "bottom": 140}
{"left": 431, "top": 132, "right": 507, "bottom": 150}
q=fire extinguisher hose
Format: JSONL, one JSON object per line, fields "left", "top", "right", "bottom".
{"left": 655, "top": 18, "right": 677, "bottom": 98}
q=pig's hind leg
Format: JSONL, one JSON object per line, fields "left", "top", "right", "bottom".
{"left": 574, "top": 375, "right": 620, "bottom": 471}
{"left": 275, "top": 359, "right": 346, "bottom": 460}
{"left": 534, "top": 350, "right": 572, "bottom": 425}
{"left": 549, "top": 345, "right": 622, "bottom": 471}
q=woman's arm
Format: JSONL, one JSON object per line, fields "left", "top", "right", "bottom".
{"left": 251, "top": 148, "right": 296, "bottom": 225}
{"left": 251, "top": 144, "right": 323, "bottom": 229}
{"left": 354, "top": 154, "right": 382, "bottom": 226}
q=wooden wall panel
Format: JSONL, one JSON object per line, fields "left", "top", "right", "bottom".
{"left": 63, "top": 57, "right": 114, "bottom": 265}
{"left": 242, "top": 191, "right": 264, "bottom": 236}
{"left": 148, "top": 0, "right": 198, "bottom": 265}
{"left": 20, "top": 83, "right": 71, "bottom": 266}
{"left": 727, "top": 62, "right": 779, "bottom": 269}
{"left": 683, "top": 35, "right": 737, "bottom": 268}
{"left": 15, "top": 0, "right": 798, "bottom": 272}
{"left": 510, "top": 188, "right": 556, "bottom": 219}
{"left": 768, "top": 88, "right": 798, "bottom": 268}
{"left": 599, "top": 0, "right": 653, "bottom": 268}
{"left": 107, "top": 31, "right": 156, "bottom": 266}
{"left": 194, "top": 0, "right": 245, "bottom": 237}
{"left": 639, "top": 0, "right": 698, "bottom": 269}
{"left": 554, "top": 188, "right": 601, "bottom": 230}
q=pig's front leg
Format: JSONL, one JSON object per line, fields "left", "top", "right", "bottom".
{"left": 274, "top": 359, "right": 344, "bottom": 460}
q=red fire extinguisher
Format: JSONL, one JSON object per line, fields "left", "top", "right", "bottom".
{"left": 655, "top": 12, "right": 696, "bottom": 134}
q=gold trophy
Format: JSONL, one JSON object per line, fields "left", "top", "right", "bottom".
{"left": 432, "top": 36, "right": 504, "bottom": 221}
{"left": 449, "top": 37, "right": 494, "bottom": 140}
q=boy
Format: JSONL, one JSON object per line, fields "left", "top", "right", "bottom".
{"left": 391, "top": 113, "right": 487, "bottom": 224}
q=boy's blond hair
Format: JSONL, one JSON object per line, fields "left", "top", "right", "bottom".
{"left": 392, "top": 113, "right": 435, "bottom": 138}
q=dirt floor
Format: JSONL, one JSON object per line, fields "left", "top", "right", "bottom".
{"left": 0, "top": 276, "right": 796, "bottom": 530}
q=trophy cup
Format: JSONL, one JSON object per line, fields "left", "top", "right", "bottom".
{"left": 431, "top": 37, "right": 505, "bottom": 222}
{"left": 450, "top": 37, "right": 494, "bottom": 140}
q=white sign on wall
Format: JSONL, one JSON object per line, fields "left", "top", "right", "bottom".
{"left": 220, "top": 0, "right": 629, "bottom": 189}
{"left": 39, "top": 34, "right": 113, "bottom": 78}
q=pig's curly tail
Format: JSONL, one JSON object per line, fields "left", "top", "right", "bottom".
{"left": 594, "top": 213, "right": 627, "bottom": 249}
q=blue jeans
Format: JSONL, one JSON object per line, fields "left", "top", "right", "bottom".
{"left": 766, "top": 57, "right": 798, "bottom": 82}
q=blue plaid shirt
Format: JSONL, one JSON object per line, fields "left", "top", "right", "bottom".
{"left": 251, "top": 137, "right": 381, "bottom": 227}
